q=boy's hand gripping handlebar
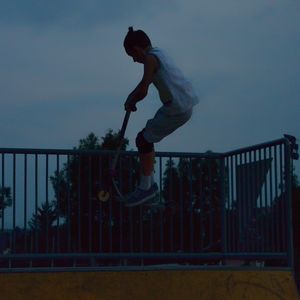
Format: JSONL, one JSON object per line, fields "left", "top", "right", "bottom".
{"left": 97, "top": 110, "right": 131, "bottom": 201}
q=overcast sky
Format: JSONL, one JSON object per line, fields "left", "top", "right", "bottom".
{"left": 0, "top": 0, "right": 299, "bottom": 175}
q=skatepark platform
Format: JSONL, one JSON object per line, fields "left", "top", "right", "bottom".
{"left": 0, "top": 268, "right": 299, "bottom": 300}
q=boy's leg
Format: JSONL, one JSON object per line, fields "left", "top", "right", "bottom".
{"left": 125, "top": 133, "right": 158, "bottom": 207}
{"left": 140, "top": 151, "right": 155, "bottom": 176}
{"left": 136, "top": 131, "right": 155, "bottom": 189}
{"left": 125, "top": 108, "right": 192, "bottom": 207}
{"left": 139, "top": 150, "right": 155, "bottom": 190}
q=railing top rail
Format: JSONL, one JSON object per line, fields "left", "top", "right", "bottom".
{"left": 223, "top": 137, "right": 288, "bottom": 157}
{"left": 0, "top": 136, "right": 294, "bottom": 159}
{"left": 0, "top": 252, "right": 288, "bottom": 260}
{"left": 0, "top": 148, "right": 223, "bottom": 158}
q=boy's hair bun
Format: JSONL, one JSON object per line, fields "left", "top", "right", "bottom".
{"left": 123, "top": 26, "right": 152, "bottom": 51}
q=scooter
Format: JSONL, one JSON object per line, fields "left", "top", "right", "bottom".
{"left": 97, "top": 110, "right": 131, "bottom": 202}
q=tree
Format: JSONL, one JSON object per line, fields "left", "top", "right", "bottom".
{"left": 29, "top": 201, "right": 57, "bottom": 232}
{"left": 0, "top": 187, "right": 12, "bottom": 219}
{"left": 28, "top": 201, "right": 58, "bottom": 252}
{"left": 292, "top": 167, "right": 300, "bottom": 189}
{"left": 27, "top": 131, "right": 223, "bottom": 258}
{"left": 160, "top": 154, "right": 222, "bottom": 254}
{"left": 49, "top": 130, "right": 139, "bottom": 252}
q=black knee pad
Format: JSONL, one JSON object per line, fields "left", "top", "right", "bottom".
{"left": 135, "top": 131, "right": 154, "bottom": 154}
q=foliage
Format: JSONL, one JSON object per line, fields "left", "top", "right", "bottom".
{"left": 0, "top": 187, "right": 12, "bottom": 219}
{"left": 28, "top": 201, "right": 57, "bottom": 232}
{"left": 46, "top": 130, "right": 139, "bottom": 252}
{"left": 292, "top": 166, "right": 300, "bottom": 188}
{"left": 160, "top": 155, "right": 222, "bottom": 252}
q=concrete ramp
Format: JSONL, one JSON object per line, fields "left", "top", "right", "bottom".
{"left": 0, "top": 269, "right": 299, "bottom": 300}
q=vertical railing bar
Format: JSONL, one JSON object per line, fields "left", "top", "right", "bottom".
{"left": 240, "top": 153, "right": 247, "bottom": 251}
{"left": 119, "top": 155, "right": 123, "bottom": 253}
{"left": 149, "top": 155, "right": 154, "bottom": 253}
{"left": 251, "top": 150, "right": 256, "bottom": 252}
{"left": 231, "top": 153, "right": 235, "bottom": 252}
{"left": 179, "top": 158, "right": 184, "bottom": 251}
{"left": 140, "top": 201, "right": 144, "bottom": 255}
{"left": 256, "top": 150, "right": 261, "bottom": 253}
{"left": 46, "top": 154, "right": 49, "bottom": 253}
{"left": 108, "top": 154, "right": 113, "bottom": 253}
{"left": 246, "top": 151, "right": 251, "bottom": 252}
{"left": 250, "top": 150, "right": 255, "bottom": 252}
{"left": 150, "top": 206, "right": 153, "bottom": 253}
{"left": 24, "top": 154, "right": 28, "bottom": 252}
{"left": 199, "top": 158, "right": 204, "bottom": 251}
{"left": 150, "top": 164, "right": 154, "bottom": 252}
{"left": 230, "top": 155, "right": 235, "bottom": 252}
{"left": 35, "top": 154, "right": 38, "bottom": 253}
{"left": 139, "top": 204, "right": 143, "bottom": 253}
{"left": 243, "top": 151, "right": 248, "bottom": 252}
{"left": 205, "top": 158, "right": 214, "bottom": 249}
{"left": 77, "top": 154, "right": 81, "bottom": 253}
{"left": 274, "top": 145, "right": 279, "bottom": 252}
{"left": 279, "top": 144, "right": 285, "bottom": 251}
{"left": 227, "top": 156, "right": 231, "bottom": 252}
{"left": 88, "top": 155, "right": 92, "bottom": 253}
{"left": 284, "top": 140, "right": 294, "bottom": 268}
{"left": 129, "top": 157, "right": 133, "bottom": 253}
{"left": 169, "top": 156, "right": 174, "bottom": 252}
{"left": 139, "top": 156, "right": 144, "bottom": 254}
{"left": 221, "top": 156, "right": 227, "bottom": 259}
{"left": 269, "top": 146, "right": 274, "bottom": 253}
{"left": 67, "top": 155, "right": 71, "bottom": 252}
{"left": 194, "top": 157, "right": 199, "bottom": 252}
{"left": 56, "top": 154, "right": 60, "bottom": 253}
{"left": 12, "top": 154, "right": 16, "bottom": 253}
{"left": 263, "top": 147, "right": 268, "bottom": 253}
{"left": 257, "top": 150, "right": 262, "bottom": 252}
{"left": 51, "top": 230, "right": 54, "bottom": 254}
{"left": 237, "top": 153, "right": 242, "bottom": 252}
{"left": 159, "top": 156, "right": 163, "bottom": 252}
{"left": 243, "top": 151, "right": 247, "bottom": 252}
{"left": 0, "top": 154, "right": 4, "bottom": 232}
{"left": 189, "top": 157, "right": 194, "bottom": 252}
{"left": 246, "top": 151, "right": 251, "bottom": 251}
{"left": 98, "top": 155, "right": 103, "bottom": 253}
{"left": 257, "top": 149, "right": 265, "bottom": 252}
{"left": 234, "top": 154, "right": 238, "bottom": 252}
{"left": 253, "top": 150, "right": 258, "bottom": 253}
{"left": 238, "top": 153, "right": 243, "bottom": 252}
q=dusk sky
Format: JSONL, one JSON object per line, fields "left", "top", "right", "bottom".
{"left": 0, "top": 0, "right": 299, "bottom": 175}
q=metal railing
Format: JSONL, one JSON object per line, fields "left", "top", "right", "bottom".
{"left": 0, "top": 136, "right": 298, "bottom": 271}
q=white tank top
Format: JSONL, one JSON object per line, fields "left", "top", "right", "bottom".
{"left": 148, "top": 47, "right": 199, "bottom": 114}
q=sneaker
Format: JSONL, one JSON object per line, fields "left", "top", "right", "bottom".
{"left": 125, "top": 183, "right": 158, "bottom": 207}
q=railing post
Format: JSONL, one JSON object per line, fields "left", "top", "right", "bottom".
{"left": 220, "top": 156, "right": 227, "bottom": 262}
{"left": 284, "top": 138, "right": 294, "bottom": 269}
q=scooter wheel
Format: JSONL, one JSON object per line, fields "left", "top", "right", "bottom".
{"left": 98, "top": 190, "right": 110, "bottom": 202}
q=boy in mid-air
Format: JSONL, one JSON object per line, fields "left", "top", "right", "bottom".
{"left": 123, "top": 27, "right": 199, "bottom": 207}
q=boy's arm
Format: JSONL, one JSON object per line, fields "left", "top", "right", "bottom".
{"left": 125, "top": 55, "right": 159, "bottom": 111}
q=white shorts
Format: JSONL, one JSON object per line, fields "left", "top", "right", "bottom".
{"left": 142, "top": 106, "right": 192, "bottom": 143}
